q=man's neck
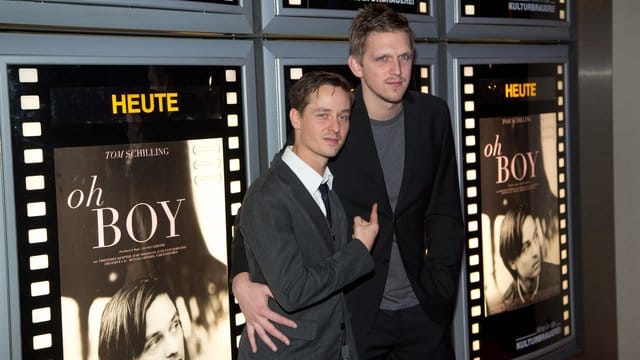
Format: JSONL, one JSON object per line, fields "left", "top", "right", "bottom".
{"left": 291, "top": 145, "right": 327, "bottom": 176}
{"left": 362, "top": 91, "right": 403, "bottom": 121}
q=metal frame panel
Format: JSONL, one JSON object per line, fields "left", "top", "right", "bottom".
{"left": 0, "top": 32, "right": 258, "bottom": 359}
{"left": 0, "top": 58, "right": 15, "bottom": 360}
{"left": 444, "top": 1, "right": 570, "bottom": 41}
{"left": 0, "top": 0, "right": 253, "bottom": 35}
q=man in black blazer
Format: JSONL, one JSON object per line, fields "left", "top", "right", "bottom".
{"left": 234, "top": 71, "right": 379, "bottom": 359}
{"left": 232, "top": 4, "right": 464, "bottom": 359}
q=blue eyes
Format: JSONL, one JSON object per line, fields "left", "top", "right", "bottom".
{"left": 376, "top": 54, "right": 411, "bottom": 62}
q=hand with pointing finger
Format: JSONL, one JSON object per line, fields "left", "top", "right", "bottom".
{"left": 353, "top": 203, "right": 379, "bottom": 252}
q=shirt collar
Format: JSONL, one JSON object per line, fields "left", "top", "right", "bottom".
{"left": 281, "top": 146, "right": 333, "bottom": 195}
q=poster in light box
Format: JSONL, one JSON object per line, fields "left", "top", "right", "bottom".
{"left": 54, "top": 139, "right": 230, "bottom": 360}
{"left": 7, "top": 63, "right": 242, "bottom": 359}
{"left": 458, "top": 62, "right": 571, "bottom": 358}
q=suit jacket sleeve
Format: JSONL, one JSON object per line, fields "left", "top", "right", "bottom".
{"left": 239, "top": 189, "right": 374, "bottom": 313}
{"left": 230, "top": 148, "right": 287, "bottom": 280}
{"left": 230, "top": 213, "right": 249, "bottom": 279}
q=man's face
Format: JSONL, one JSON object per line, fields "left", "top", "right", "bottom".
{"left": 348, "top": 31, "right": 413, "bottom": 114}
{"left": 136, "top": 294, "right": 185, "bottom": 360}
{"left": 510, "top": 215, "right": 542, "bottom": 281}
{"left": 290, "top": 84, "right": 351, "bottom": 173}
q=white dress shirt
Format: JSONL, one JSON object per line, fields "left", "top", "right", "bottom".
{"left": 281, "top": 146, "right": 333, "bottom": 216}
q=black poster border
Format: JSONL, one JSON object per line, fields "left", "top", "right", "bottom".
{"left": 460, "top": 0, "right": 568, "bottom": 21}
{"left": 458, "top": 62, "right": 572, "bottom": 359}
{"left": 7, "top": 64, "right": 246, "bottom": 359}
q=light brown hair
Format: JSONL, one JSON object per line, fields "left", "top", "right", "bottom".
{"left": 348, "top": 4, "right": 415, "bottom": 61}
{"left": 288, "top": 71, "right": 354, "bottom": 112}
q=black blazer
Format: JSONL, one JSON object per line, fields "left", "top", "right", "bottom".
{"left": 329, "top": 87, "right": 464, "bottom": 342}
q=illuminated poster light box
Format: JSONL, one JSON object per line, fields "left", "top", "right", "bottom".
{"left": 261, "top": 0, "right": 436, "bottom": 38}
{"left": 0, "top": 0, "right": 252, "bottom": 35}
{"left": 6, "top": 63, "right": 247, "bottom": 360}
{"left": 454, "top": 59, "right": 575, "bottom": 359}
{"left": 460, "top": 0, "right": 567, "bottom": 20}
{"left": 445, "top": 0, "right": 570, "bottom": 41}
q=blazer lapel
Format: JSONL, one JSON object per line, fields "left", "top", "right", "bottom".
{"left": 273, "top": 160, "right": 336, "bottom": 252}
{"left": 347, "top": 88, "right": 394, "bottom": 217}
{"left": 396, "top": 93, "right": 419, "bottom": 214}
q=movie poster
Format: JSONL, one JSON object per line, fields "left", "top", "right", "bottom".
{"left": 476, "top": 114, "right": 565, "bottom": 357}
{"left": 459, "top": 62, "right": 571, "bottom": 358}
{"left": 480, "top": 113, "right": 560, "bottom": 317}
{"left": 461, "top": 0, "right": 566, "bottom": 20}
{"left": 7, "top": 64, "right": 241, "bottom": 359}
{"left": 54, "top": 139, "right": 230, "bottom": 360}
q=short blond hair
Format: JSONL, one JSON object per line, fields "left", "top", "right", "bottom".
{"left": 348, "top": 4, "right": 415, "bottom": 60}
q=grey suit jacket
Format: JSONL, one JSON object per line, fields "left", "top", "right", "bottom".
{"left": 236, "top": 158, "right": 374, "bottom": 360}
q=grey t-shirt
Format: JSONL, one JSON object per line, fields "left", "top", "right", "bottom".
{"left": 370, "top": 110, "right": 420, "bottom": 310}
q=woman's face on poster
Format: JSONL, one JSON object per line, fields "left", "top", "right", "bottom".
{"left": 135, "top": 294, "right": 185, "bottom": 360}
{"left": 510, "top": 215, "right": 541, "bottom": 281}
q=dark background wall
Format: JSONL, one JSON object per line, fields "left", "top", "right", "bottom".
{"left": 612, "top": 0, "right": 640, "bottom": 359}
{"left": 574, "top": 0, "right": 618, "bottom": 358}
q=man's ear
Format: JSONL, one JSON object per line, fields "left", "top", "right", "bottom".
{"left": 509, "top": 261, "right": 517, "bottom": 272}
{"left": 348, "top": 55, "right": 363, "bottom": 78}
{"left": 290, "top": 108, "right": 301, "bottom": 129}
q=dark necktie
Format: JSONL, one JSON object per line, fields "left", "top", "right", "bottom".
{"left": 318, "top": 182, "right": 332, "bottom": 227}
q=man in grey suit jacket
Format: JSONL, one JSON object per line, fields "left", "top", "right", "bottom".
{"left": 235, "top": 71, "right": 379, "bottom": 359}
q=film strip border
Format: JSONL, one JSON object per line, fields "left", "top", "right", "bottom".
{"left": 8, "top": 65, "right": 247, "bottom": 359}
{"left": 555, "top": 63, "right": 572, "bottom": 343}
{"left": 459, "top": 64, "right": 483, "bottom": 359}
{"left": 418, "top": 64, "right": 432, "bottom": 94}
{"left": 461, "top": 0, "right": 568, "bottom": 21}
{"left": 9, "top": 66, "right": 63, "bottom": 359}
{"left": 216, "top": 68, "right": 248, "bottom": 360}
{"left": 459, "top": 63, "right": 571, "bottom": 359}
